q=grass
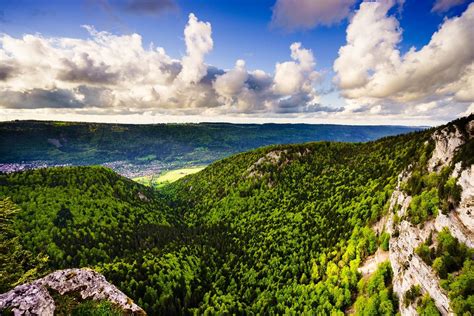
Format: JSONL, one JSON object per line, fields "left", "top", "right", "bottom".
{"left": 134, "top": 166, "right": 205, "bottom": 188}
{"left": 49, "top": 289, "right": 123, "bottom": 316}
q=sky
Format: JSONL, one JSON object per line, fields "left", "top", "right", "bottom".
{"left": 0, "top": 0, "right": 473, "bottom": 125}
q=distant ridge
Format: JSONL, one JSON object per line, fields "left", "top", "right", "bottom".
{"left": 0, "top": 120, "right": 422, "bottom": 178}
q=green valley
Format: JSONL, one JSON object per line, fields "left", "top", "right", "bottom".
{"left": 0, "top": 121, "right": 420, "bottom": 178}
{"left": 0, "top": 115, "right": 473, "bottom": 315}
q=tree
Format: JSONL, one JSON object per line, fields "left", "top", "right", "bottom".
{"left": 0, "top": 198, "right": 47, "bottom": 292}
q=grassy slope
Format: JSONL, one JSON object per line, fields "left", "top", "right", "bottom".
{"left": 133, "top": 166, "right": 205, "bottom": 188}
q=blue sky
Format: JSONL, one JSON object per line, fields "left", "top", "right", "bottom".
{"left": 0, "top": 0, "right": 473, "bottom": 125}
{"left": 2, "top": 0, "right": 469, "bottom": 70}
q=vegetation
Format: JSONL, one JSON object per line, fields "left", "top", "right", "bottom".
{"left": 415, "top": 228, "right": 474, "bottom": 314}
{"left": 404, "top": 167, "right": 463, "bottom": 223}
{"left": 379, "top": 232, "right": 391, "bottom": 251}
{"left": 0, "top": 126, "right": 433, "bottom": 314}
{"left": 354, "top": 262, "right": 396, "bottom": 315}
{"left": 404, "top": 285, "right": 421, "bottom": 307}
{"left": 402, "top": 116, "right": 467, "bottom": 223}
{"left": 0, "top": 116, "right": 472, "bottom": 314}
{"left": 133, "top": 166, "right": 205, "bottom": 188}
{"left": 403, "top": 285, "right": 441, "bottom": 315}
{"left": 444, "top": 259, "right": 474, "bottom": 315}
{"left": 0, "top": 120, "right": 420, "bottom": 167}
{"left": 0, "top": 198, "right": 47, "bottom": 292}
{"left": 416, "top": 294, "right": 440, "bottom": 316}
{"left": 407, "top": 188, "right": 439, "bottom": 224}
{"left": 431, "top": 228, "right": 471, "bottom": 278}
{"left": 51, "top": 290, "right": 124, "bottom": 316}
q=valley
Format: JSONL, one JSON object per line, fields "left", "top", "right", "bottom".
{"left": 2, "top": 1, "right": 473, "bottom": 314}
{"left": 1, "top": 115, "right": 472, "bottom": 315}
{"left": 0, "top": 121, "right": 420, "bottom": 179}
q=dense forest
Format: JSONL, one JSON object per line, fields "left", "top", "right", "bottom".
{"left": 1, "top": 116, "right": 472, "bottom": 315}
{"left": 0, "top": 120, "right": 419, "bottom": 167}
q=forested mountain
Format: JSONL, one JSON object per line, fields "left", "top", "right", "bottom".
{"left": 0, "top": 120, "right": 419, "bottom": 171}
{"left": 0, "top": 115, "right": 472, "bottom": 315}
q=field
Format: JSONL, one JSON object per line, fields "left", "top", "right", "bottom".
{"left": 133, "top": 166, "right": 205, "bottom": 188}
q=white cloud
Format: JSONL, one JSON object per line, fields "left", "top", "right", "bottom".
{"left": 333, "top": 1, "right": 474, "bottom": 118}
{"left": 2, "top": 6, "right": 471, "bottom": 125}
{"left": 178, "top": 13, "right": 213, "bottom": 84}
{"left": 213, "top": 59, "right": 248, "bottom": 98}
{"left": 273, "top": 42, "right": 318, "bottom": 95}
{"left": 0, "top": 14, "right": 326, "bottom": 117}
{"left": 432, "top": 0, "right": 468, "bottom": 13}
{"left": 271, "top": 0, "right": 357, "bottom": 30}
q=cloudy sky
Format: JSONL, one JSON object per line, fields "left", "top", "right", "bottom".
{"left": 0, "top": 0, "right": 473, "bottom": 125}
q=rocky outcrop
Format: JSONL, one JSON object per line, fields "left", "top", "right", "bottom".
{"left": 390, "top": 219, "right": 452, "bottom": 315}
{"left": 0, "top": 268, "right": 145, "bottom": 315}
{"left": 246, "top": 149, "right": 288, "bottom": 178}
{"left": 246, "top": 148, "right": 312, "bottom": 179}
{"left": 386, "top": 118, "right": 473, "bottom": 315}
{"left": 387, "top": 177, "right": 467, "bottom": 315}
{"left": 428, "top": 125, "right": 465, "bottom": 172}
{"left": 456, "top": 165, "right": 474, "bottom": 233}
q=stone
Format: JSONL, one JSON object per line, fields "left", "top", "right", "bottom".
{"left": 0, "top": 268, "right": 146, "bottom": 315}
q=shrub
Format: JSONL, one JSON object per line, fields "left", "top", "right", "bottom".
{"left": 404, "top": 285, "right": 421, "bottom": 307}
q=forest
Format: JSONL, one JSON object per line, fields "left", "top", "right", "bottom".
{"left": 0, "top": 120, "right": 419, "bottom": 167}
{"left": 1, "top": 115, "right": 473, "bottom": 315}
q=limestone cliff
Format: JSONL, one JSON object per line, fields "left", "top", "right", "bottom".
{"left": 384, "top": 121, "right": 474, "bottom": 315}
{"left": 383, "top": 118, "right": 473, "bottom": 315}
{"left": 0, "top": 268, "right": 146, "bottom": 315}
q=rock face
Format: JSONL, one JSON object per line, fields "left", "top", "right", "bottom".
{"left": 455, "top": 165, "right": 474, "bottom": 234}
{"left": 428, "top": 125, "right": 465, "bottom": 172}
{"left": 246, "top": 149, "right": 288, "bottom": 178}
{"left": 385, "top": 177, "right": 452, "bottom": 315}
{"left": 386, "top": 118, "right": 474, "bottom": 315}
{"left": 246, "top": 148, "right": 312, "bottom": 179}
{"left": 390, "top": 219, "right": 452, "bottom": 315}
{"left": 0, "top": 268, "right": 146, "bottom": 315}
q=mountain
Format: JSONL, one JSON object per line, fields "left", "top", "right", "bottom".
{"left": 0, "top": 115, "right": 472, "bottom": 315}
{"left": 0, "top": 120, "right": 421, "bottom": 177}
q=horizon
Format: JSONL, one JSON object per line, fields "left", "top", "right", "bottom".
{"left": 0, "top": 0, "right": 473, "bottom": 125}
{"left": 2, "top": 117, "right": 432, "bottom": 128}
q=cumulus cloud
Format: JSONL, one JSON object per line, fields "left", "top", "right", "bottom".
{"left": 432, "top": 0, "right": 468, "bottom": 13}
{"left": 271, "top": 0, "right": 357, "bottom": 31}
{"left": 0, "top": 13, "right": 327, "bottom": 116}
{"left": 273, "top": 42, "right": 318, "bottom": 95}
{"left": 333, "top": 1, "right": 474, "bottom": 117}
{"left": 209, "top": 43, "right": 324, "bottom": 114}
{"left": 0, "top": 63, "right": 15, "bottom": 81}
{"left": 213, "top": 59, "right": 248, "bottom": 98}
{"left": 0, "top": 88, "right": 85, "bottom": 109}
{"left": 57, "top": 53, "right": 119, "bottom": 84}
{"left": 178, "top": 13, "right": 213, "bottom": 84}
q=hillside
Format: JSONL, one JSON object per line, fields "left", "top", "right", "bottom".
{"left": 0, "top": 121, "right": 420, "bottom": 177}
{"left": 0, "top": 115, "right": 472, "bottom": 315}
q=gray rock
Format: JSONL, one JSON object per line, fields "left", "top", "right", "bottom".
{"left": 0, "top": 268, "right": 146, "bottom": 315}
